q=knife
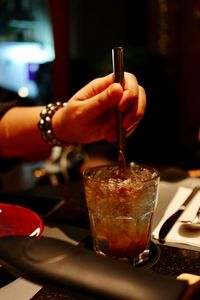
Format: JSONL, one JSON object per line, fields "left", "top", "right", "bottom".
{"left": 158, "top": 186, "right": 200, "bottom": 243}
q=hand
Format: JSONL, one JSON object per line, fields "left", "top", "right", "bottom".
{"left": 53, "top": 72, "right": 146, "bottom": 144}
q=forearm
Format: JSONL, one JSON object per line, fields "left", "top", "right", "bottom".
{"left": 0, "top": 72, "right": 146, "bottom": 159}
{"left": 0, "top": 106, "right": 51, "bottom": 159}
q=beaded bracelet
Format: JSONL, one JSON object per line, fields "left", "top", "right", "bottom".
{"left": 38, "top": 102, "right": 68, "bottom": 147}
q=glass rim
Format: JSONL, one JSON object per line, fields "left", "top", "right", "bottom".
{"left": 83, "top": 162, "right": 160, "bottom": 182}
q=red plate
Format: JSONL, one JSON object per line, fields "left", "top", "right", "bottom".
{"left": 0, "top": 203, "right": 44, "bottom": 237}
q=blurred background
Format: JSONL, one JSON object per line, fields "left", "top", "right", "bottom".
{"left": 0, "top": 0, "right": 199, "bottom": 174}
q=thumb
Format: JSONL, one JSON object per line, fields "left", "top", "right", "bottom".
{"left": 83, "top": 83, "right": 123, "bottom": 116}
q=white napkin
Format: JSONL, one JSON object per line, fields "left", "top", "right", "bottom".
{"left": 0, "top": 278, "right": 42, "bottom": 300}
{"left": 152, "top": 186, "right": 200, "bottom": 250}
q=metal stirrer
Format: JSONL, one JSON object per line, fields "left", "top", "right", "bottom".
{"left": 112, "top": 47, "right": 126, "bottom": 177}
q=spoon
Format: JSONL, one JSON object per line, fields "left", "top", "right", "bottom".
{"left": 181, "top": 207, "right": 200, "bottom": 230}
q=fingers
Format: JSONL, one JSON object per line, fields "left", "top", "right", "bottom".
{"left": 125, "top": 123, "right": 138, "bottom": 138}
{"left": 118, "top": 72, "right": 139, "bottom": 113}
{"left": 81, "top": 83, "right": 123, "bottom": 117}
{"left": 114, "top": 73, "right": 139, "bottom": 114}
{"left": 68, "top": 71, "right": 146, "bottom": 144}
{"left": 74, "top": 72, "right": 138, "bottom": 100}
{"left": 75, "top": 74, "right": 115, "bottom": 100}
{"left": 135, "top": 85, "right": 146, "bottom": 121}
{"left": 78, "top": 71, "right": 141, "bottom": 118}
{"left": 105, "top": 128, "right": 117, "bottom": 143}
{"left": 122, "top": 85, "right": 146, "bottom": 131}
{"left": 123, "top": 72, "right": 139, "bottom": 92}
{"left": 80, "top": 72, "right": 146, "bottom": 140}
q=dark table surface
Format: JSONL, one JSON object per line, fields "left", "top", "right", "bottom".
{"left": 1, "top": 178, "right": 200, "bottom": 299}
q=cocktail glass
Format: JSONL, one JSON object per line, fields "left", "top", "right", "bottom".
{"left": 83, "top": 162, "right": 160, "bottom": 266}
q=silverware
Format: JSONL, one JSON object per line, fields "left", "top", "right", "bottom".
{"left": 112, "top": 47, "right": 126, "bottom": 177}
{"left": 181, "top": 207, "right": 200, "bottom": 229}
{"left": 158, "top": 186, "right": 200, "bottom": 243}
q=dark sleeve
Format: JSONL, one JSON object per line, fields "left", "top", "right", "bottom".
{"left": 0, "top": 157, "right": 22, "bottom": 173}
{"left": 0, "top": 100, "right": 22, "bottom": 172}
{"left": 0, "top": 100, "right": 19, "bottom": 117}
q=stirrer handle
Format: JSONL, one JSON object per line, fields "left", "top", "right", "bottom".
{"left": 112, "top": 47, "right": 126, "bottom": 174}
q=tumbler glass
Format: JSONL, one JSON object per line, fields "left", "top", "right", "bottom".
{"left": 83, "top": 162, "right": 160, "bottom": 266}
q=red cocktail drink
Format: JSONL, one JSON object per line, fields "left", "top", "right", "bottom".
{"left": 83, "top": 163, "right": 160, "bottom": 266}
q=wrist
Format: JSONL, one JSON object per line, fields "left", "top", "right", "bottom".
{"left": 38, "top": 102, "right": 68, "bottom": 147}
